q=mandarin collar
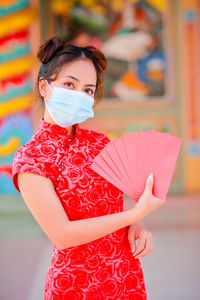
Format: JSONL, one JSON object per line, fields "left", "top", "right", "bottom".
{"left": 39, "top": 117, "right": 80, "bottom": 138}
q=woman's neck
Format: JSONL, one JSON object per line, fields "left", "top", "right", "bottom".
{"left": 43, "top": 111, "right": 74, "bottom": 137}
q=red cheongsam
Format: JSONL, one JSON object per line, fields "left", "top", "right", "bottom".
{"left": 12, "top": 117, "right": 148, "bottom": 300}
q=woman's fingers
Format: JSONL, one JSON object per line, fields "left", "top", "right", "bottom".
{"left": 132, "top": 232, "right": 146, "bottom": 257}
{"left": 128, "top": 230, "right": 137, "bottom": 253}
{"left": 134, "top": 231, "right": 154, "bottom": 259}
{"left": 144, "top": 173, "right": 154, "bottom": 194}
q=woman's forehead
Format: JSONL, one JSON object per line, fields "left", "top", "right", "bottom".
{"left": 58, "top": 59, "right": 97, "bottom": 82}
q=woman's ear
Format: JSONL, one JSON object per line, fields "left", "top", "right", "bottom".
{"left": 39, "top": 78, "right": 48, "bottom": 98}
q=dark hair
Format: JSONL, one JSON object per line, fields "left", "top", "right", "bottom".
{"left": 35, "top": 36, "right": 108, "bottom": 104}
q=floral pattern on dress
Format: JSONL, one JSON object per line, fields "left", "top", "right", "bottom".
{"left": 12, "top": 117, "right": 147, "bottom": 299}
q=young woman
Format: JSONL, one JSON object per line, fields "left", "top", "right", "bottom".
{"left": 12, "top": 36, "right": 166, "bottom": 299}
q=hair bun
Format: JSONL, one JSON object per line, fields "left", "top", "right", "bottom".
{"left": 37, "top": 36, "right": 63, "bottom": 64}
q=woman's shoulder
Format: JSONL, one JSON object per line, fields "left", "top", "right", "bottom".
{"left": 13, "top": 133, "right": 40, "bottom": 160}
{"left": 12, "top": 127, "right": 50, "bottom": 173}
{"left": 12, "top": 134, "right": 49, "bottom": 193}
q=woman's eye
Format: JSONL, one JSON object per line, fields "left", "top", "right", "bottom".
{"left": 86, "top": 89, "right": 94, "bottom": 95}
{"left": 64, "top": 82, "right": 74, "bottom": 88}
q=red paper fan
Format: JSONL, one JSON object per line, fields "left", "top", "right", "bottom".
{"left": 90, "top": 130, "right": 182, "bottom": 201}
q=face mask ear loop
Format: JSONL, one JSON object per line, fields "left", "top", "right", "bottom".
{"left": 46, "top": 80, "right": 53, "bottom": 92}
{"left": 44, "top": 80, "right": 53, "bottom": 106}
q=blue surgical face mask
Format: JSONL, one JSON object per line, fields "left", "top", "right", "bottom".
{"left": 44, "top": 80, "right": 95, "bottom": 127}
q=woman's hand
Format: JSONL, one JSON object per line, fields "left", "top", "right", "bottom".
{"left": 127, "top": 221, "right": 154, "bottom": 259}
{"left": 133, "top": 173, "right": 166, "bottom": 220}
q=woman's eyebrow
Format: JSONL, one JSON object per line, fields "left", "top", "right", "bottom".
{"left": 64, "top": 75, "right": 96, "bottom": 87}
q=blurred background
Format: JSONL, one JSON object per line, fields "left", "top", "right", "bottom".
{"left": 0, "top": 0, "right": 199, "bottom": 299}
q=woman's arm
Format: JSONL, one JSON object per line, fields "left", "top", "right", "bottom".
{"left": 17, "top": 172, "right": 146, "bottom": 250}
{"left": 123, "top": 195, "right": 146, "bottom": 228}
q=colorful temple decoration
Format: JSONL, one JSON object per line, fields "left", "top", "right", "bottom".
{"left": 0, "top": 0, "right": 37, "bottom": 194}
{"left": 0, "top": 113, "right": 33, "bottom": 193}
{"left": 0, "top": 0, "right": 29, "bottom": 17}
{"left": 180, "top": 0, "right": 200, "bottom": 193}
{"left": 51, "top": 0, "right": 169, "bottom": 102}
{"left": 0, "top": 29, "right": 31, "bottom": 63}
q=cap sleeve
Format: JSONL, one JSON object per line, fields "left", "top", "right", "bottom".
{"left": 12, "top": 146, "right": 48, "bottom": 193}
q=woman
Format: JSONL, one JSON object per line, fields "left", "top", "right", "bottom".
{"left": 12, "top": 36, "right": 166, "bottom": 299}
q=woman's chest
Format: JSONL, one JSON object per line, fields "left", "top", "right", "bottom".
{"left": 42, "top": 139, "right": 124, "bottom": 220}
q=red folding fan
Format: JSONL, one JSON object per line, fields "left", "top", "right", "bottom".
{"left": 89, "top": 129, "right": 182, "bottom": 201}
